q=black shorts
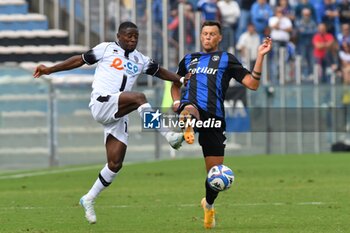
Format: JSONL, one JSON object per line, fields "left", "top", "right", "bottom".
{"left": 178, "top": 103, "right": 226, "bottom": 157}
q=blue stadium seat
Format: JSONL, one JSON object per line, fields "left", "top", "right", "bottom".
{"left": 0, "top": 0, "right": 28, "bottom": 14}
{"left": 0, "top": 14, "right": 48, "bottom": 31}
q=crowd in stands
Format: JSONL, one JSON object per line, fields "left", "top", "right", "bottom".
{"left": 155, "top": 0, "right": 350, "bottom": 85}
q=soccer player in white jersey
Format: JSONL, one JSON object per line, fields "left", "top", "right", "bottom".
{"left": 33, "top": 21, "right": 187, "bottom": 224}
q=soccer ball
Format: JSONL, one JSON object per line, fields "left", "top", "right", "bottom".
{"left": 207, "top": 164, "right": 234, "bottom": 192}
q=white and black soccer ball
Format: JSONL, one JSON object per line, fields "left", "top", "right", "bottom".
{"left": 207, "top": 164, "right": 235, "bottom": 192}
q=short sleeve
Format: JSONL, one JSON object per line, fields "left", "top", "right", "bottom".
{"left": 82, "top": 42, "right": 109, "bottom": 65}
{"left": 176, "top": 57, "right": 188, "bottom": 77}
{"left": 226, "top": 53, "right": 250, "bottom": 83}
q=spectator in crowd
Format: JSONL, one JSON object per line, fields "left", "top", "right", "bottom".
{"left": 328, "top": 36, "right": 340, "bottom": 81}
{"left": 168, "top": 6, "right": 180, "bottom": 50}
{"left": 337, "top": 23, "right": 350, "bottom": 46}
{"left": 236, "top": 0, "right": 255, "bottom": 40}
{"left": 187, "top": 0, "right": 198, "bottom": 6}
{"left": 309, "top": 0, "right": 324, "bottom": 23}
{"left": 251, "top": 0, "right": 274, "bottom": 39}
{"left": 197, "top": 0, "right": 221, "bottom": 21}
{"left": 287, "top": 0, "right": 299, "bottom": 8}
{"left": 295, "top": 8, "right": 318, "bottom": 79}
{"left": 338, "top": 0, "right": 350, "bottom": 25}
{"left": 184, "top": 2, "right": 196, "bottom": 53}
{"left": 277, "top": 0, "right": 296, "bottom": 23}
{"left": 236, "top": 23, "right": 261, "bottom": 69}
{"left": 320, "top": 0, "right": 340, "bottom": 37}
{"left": 217, "top": 0, "right": 240, "bottom": 51}
{"left": 339, "top": 41, "right": 350, "bottom": 84}
{"left": 295, "top": 0, "right": 318, "bottom": 23}
{"left": 168, "top": 2, "right": 196, "bottom": 60}
{"left": 170, "top": 0, "right": 189, "bottom": 9}
{"left": 135, "top": 0, "right": 148, "bottom": 22}
{"left": 312, "top": 23, "right": 335, "bottom": 83}
{"left": 152, "top": 0, "right": 163, "bottom": 63}
{"left": 268, "top": 6, "right": 293, "bottom": 83}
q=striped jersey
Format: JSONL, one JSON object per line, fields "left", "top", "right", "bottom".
{"left": 177, "top": 51, "right": 249, "bottom": 118}
{"left": 82, "top": 42, "right": 159, "bottom": 95}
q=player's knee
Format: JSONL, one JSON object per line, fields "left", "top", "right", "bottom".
{"left": 108, "top": 160, "right": 123, "bottom": 173}
{"left": 184, "top": 105, "right": 200, "bottom": 119}
{"left": 134, "top": 93, "right": 147, "bottom": 106}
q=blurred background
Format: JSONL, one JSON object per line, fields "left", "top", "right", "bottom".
{"left": 1, "top": 0, "right": 350, "bottom": 170}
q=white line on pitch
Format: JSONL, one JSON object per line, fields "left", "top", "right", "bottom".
{"left": 0, "top": 165, "right": 102, "bottom": 180}
{"left": 0, "top": 202, "right": 336, "bottom": 211}
{"left": 0, "top": 160, "right": 155, "bottom": 180}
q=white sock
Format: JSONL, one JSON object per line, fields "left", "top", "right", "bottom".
{"left": 137, "top": 102, "right": 169, "bottom": 137}
{"left": 85, "top": 164, "right": 117, "bottom": 200}
{"left": 137, "top": 102, "right": 152, "bottom": 118}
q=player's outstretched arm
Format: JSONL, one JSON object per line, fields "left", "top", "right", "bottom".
{"left": 33, "top": 55, "right": 85, "bottom": 78}
{"left": 242, "top": 37, "right": 272, "bottom": 90}
{"left": 155, "top": 67, "right": 190, "bottom": 87}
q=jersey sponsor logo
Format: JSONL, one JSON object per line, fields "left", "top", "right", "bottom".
{"left": 188, "top": 66, "right": 218, "bottom": 75}
{"left": 110, "top": 58, "right": 139, "bottom": 74}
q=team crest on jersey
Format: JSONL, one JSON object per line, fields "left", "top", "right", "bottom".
{"left": 134, "top": 55, "right": 139, "bottom": 63}
{"left": 212, "top": 55, "right": 220, "bottom": 61}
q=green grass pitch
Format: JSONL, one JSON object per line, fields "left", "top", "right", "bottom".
{"left": 0, "top": 153, "right": 349, "bottom": 233}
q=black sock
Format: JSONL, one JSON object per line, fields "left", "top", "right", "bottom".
{"left": 205, "top": 179, "right": 219, "bottom": 205}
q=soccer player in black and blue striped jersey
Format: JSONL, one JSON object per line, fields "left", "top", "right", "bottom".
{"left": 171, "top": 20, "right": 272, "bottom": 229}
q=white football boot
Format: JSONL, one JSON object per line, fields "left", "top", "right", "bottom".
{"left": 79, "top": 195, "right": 97, "bottom": 224}
{"left": 165, "top": 131, "right": 184, "bottom": 150}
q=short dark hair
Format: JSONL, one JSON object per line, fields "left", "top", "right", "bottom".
{"left": 201, "top": 21, "right": 221, "bottom": 34}
{"left": 118, "top": 21, "right": 137, "bottom": 33}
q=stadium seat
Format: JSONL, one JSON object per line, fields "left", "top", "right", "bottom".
{"left": 0, "top": 1, "right": 90, "bottom": 72}
{"left": 0, "top": 0, "right": 27, "bottom": 14}
{"left": 0, "top": 30, "right": 69, "bottom": 46}
{"left": 0, "top": 14, "right": 48, "bottom": 30}
{"left": 0, "top": 45, "right": 89, "bottom": 62}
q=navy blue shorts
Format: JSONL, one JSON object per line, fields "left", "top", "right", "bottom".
{"left": 178, "top": 103, "right": 226, "bottom": 157}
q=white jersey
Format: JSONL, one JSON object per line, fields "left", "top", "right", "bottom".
{"left": 82, "top": 42, "right": 159, "bottom": 95}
